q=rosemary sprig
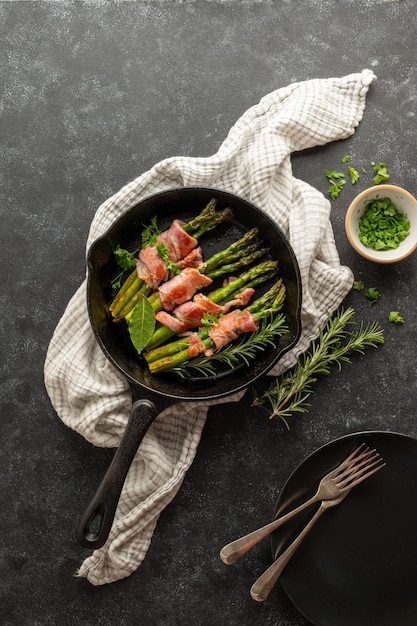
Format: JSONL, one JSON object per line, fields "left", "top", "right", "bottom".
{"left": 252, "top": 307, "right": 384, "bottom": 428}
{"left": 170, "top": 313, "right": 288, "bottom": 378}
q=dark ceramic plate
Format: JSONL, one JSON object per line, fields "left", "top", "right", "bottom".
{"left": 271, "top": 431, "right": 417, "bottom": 626}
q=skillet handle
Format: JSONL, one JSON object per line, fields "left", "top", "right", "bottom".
{"left": 76, "top": 399, "right": 159, "bottom": 550}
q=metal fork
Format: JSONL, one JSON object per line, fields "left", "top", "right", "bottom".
{"left": 220, "top": 444, "right": 383, "bottom": 565}
{"left": 250, "top": 445, "right": 385, "bottom": 602}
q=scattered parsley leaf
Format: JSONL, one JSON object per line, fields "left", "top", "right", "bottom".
{"left": 341, "top": 146, "right": 352, "bottom": 163}
{"left": 371, "top": 161, "right": 390, "bottom": 185}
{"left": 111, "top": 274, "right": 123, "bottom": 290}
{"left": 156, "top": 242, "right": 181, "bottom": 276}
{"left": 365, "top": 287, "right": 381, "bottom": 306}
{"left": 353, "top": 280, "right": 364, "bottom": 291}
{"left": 348, "top": 166, "right": 360, "bottom": 184}
{"left": 113, "top": 245, "right": 137, "bottom": 271}
{"left": 141, "top": 216, "right": 160, "bottom": 248}
{"left": 324, "top": 169, "right": 345, "bottom": 180}
{"left": 328, "top": 179, "right": 346, "bottom": 199}
{"left": 128, "top": 295, "right": 156, "bottom": 354}
{"left": 388, "top": 311, "right": 404, "bottom": 324}
{"left": 200, "top": 312, "right": 220, "bottom": 328}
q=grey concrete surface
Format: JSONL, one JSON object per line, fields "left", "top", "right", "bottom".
{"left": 1, "top": 1, "right": 416, "bottom": 625}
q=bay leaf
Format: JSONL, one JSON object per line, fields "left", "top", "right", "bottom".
{"left": 128, "top": 295, "right": 156, "bottom": 354}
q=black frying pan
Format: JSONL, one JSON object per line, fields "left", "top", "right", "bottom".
{"left": 77, "top": 187, "right": 302, "bottom": 549}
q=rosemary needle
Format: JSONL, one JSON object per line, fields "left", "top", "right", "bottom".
{"left": 252, "top": 307, "right": 384, "bottom": 427}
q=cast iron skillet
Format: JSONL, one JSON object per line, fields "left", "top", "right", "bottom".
{"left": 76, "top": 187, "right": 302, "bottom": 549}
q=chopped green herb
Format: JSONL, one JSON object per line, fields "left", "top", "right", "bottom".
{"left": 328, "top": 179, "right": 346, "bottom": 199}
{"left": 388, "top": 311, "right": 404, "bottom": 324}
{"left": 342, "top": 146, "right": 353, "bottom": 163}
{"left": 111, "top": 245, "right": 138, "bottom": 288}
{"left": 365, "top": 287, "right": 380, "bottom": 306}
{"left": 348, "top": 166, "right": 360, "bottom": 185}
{"left": 371, "top": 161, "right": 390, "bottom": 185}
{"left": 324, "top": 169, "right": 345, "bottom": 180}
{"left": 113, "top": 245, "right": 137, "bottom": 271}
{"left": 353, "top": 280, "right": 364, "bottom": 291}
{"left": 156, "top": 242, "right": 181, "bottom": 277}
{"left": 200, "top": 312, "right": 220, "bottom": 328}
{"left": 141, "top": 216, "right": 160, "bottom": 248}
{"left": 358, "top": 198, "right": 410, "bottom": 250}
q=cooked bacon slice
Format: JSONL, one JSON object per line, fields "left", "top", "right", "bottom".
{"left": 177, "top": 247, "right": 203, "bottom": 269}
{"left": 207, "top": 309, "right": 257, "bottom": 354}
{"left": 157, "top": 219, "right": 198, "bottom": 262}
{"left": 221, "top": 288, "right": 255, "bottom": 313}
{"left": 136, "top": 246, "right": 168, "bottom": 290}
{"left": 155, "top": 311, "right": 189, "bottom": 334}
{"left": 187, "top": 333, "right": 206, "bottom": 358}
{"left": 158, "top": 268, "right": 212, "bottom": 311}
{"left": 155, "top": 294, "right": 222, "bottom": 333}
{"left": 137, "top": 219, "right": 200, "bottom": 289}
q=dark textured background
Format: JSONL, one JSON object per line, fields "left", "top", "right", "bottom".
{"left": 1, "top": 1, "right": 416, "bottom": 625}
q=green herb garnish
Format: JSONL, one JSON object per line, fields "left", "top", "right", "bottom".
{"left": 358, "top": 198, "right": 410, "bottom": 251}
{"left": 324, "top": 169, "right": 346, "bottom": 199}
{"left": 171, "top": 313, "right": 288, "bottom": 378}
{"left": 328, "top": 179, "right": 346, "bottom": 199}
{"left": 388, "top": 311, "right": 404, "bottom": 324}
{"left": 371, "top": 161, "right": 390, "bottom": 185}
{"left": 348, "top": 166, "right": 360, "bottom": 185}
{"left": 252, "top": 307, "right": 384, "bottom": 426}
{"left": 141, "top": 216, "right": 160, "bottom": 248}
{"left": 341, "top": 146, "right": 352, "bottom": 163}
{"left": 111, "top": 245, "right": 138, "bottom": 289}
{"left": 156, "top": 242, "right": 181, "bottom": 277}
{"left": 365, "top": 287, "right": 381, "bottom": 306}
{"left": 353, "top": 280, "right": 364, "bottom": 291}
{"left": 200, "top": 312, "right": 220, "bottom": 328}
{"left": 113, "top": 245, "right": 137, "bottom": 271}
{"left": 324, "top": 169, "right": 345, "bottom": 180}
{"left": 127, "top": 295, "right": 156, "bottom": 354}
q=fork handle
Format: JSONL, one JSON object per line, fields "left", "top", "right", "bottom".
{"left": 250, "top": 504, "right": 326, "bottom": 602}
{"left": 219, "top": 494, "right": 318, "bottom": 565}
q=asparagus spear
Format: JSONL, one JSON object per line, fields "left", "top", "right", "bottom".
{"left": 145, "top": 278, "right": 286, "bottom": 373}
{"left": 141, "top": 259, "right": 279, "bottom": 323}
{"left": 145, "top": 262, "right": 279, "bottom": 352}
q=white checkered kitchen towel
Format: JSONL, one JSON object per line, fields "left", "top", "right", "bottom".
{"left": 44, "top": 69, "right": 376, "bottom": 585}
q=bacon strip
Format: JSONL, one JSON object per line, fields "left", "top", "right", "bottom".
{"left": 137, "top": 219, "right": 200, "bottom": 289}
{"left": 187, "top": 333, "right": 206, "bottom": 358}
{"left": 157, "top": 220, "right": 198, "bottom": 262}
{"left": 207, "top": 309, "right": 257, "bottom": 354}
{"left": 158, "top": 268, "right": 212, "bottom": 311}
{"left": 177, "top": 247, "right": 203, "bottom": 269}
{"left": 155, "top": 294, "right": 222, "bottom": 333}
{"left": 221, "top": 288, "right": 255, "bottom": 313}
{"left": 136, "top": 246, "right": 169, "bottom": 290}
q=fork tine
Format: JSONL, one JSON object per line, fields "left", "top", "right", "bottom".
{"left": 334, "top": 456, "right": 385, "bottom": 491}
{"left": 340, "top": 456, "right": 384, "bottom": 482}
{"left": 333, "top": 449, "right": 380, "bottom": 481}
{"left": 326, "top": 444, "right": 367, "bottom": 480}
{"left": 329, "top": 444, "right": 373, "bottom": 478}
{"left": 337, "top": 443, "right": 367, "bottom": 468}
{"left": 342, "top": 459, "right": 386, "bottom": 490}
